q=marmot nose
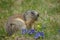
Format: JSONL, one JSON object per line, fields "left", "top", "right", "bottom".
{"left": 37, "top": 14, "right": 39, "bottom": 17}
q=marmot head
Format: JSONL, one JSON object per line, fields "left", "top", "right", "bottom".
{"left": 24, "top": 10, "right": 39, "bottom": 21}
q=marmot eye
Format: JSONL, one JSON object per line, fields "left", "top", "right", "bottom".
{"left": 31, "top": 12, "right": 34, "bottom": 15}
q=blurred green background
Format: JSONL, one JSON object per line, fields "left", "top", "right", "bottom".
{"left": 0, "top": 0, "right": 60, "bottom": 40}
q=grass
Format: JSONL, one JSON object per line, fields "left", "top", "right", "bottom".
{"left": 0, "top": 0, "right": 60, "bottom": 40}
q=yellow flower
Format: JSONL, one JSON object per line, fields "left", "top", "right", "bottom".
{"left": 37, "top": 24, "right": 41, "bottom": 29}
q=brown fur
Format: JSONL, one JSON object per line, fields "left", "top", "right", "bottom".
{"left": 5, "top": 10, "right": 39, "bottom": 36}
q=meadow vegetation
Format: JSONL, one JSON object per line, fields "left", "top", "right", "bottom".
{"left": 0, "top": 0, "right": 60, "bottom": 40}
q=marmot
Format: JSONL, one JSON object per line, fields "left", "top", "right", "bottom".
{"left": 5, "top": 10, "right": 39, "bottom": 36}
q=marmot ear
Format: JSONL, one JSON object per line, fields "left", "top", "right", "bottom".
{"left": 23, "top": 13, "right": 26, "bottom": 21}
{"left": 23, "top": 11, "right": 29, "bottom": 21}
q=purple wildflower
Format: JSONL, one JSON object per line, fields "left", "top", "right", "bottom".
{"left": 28, "top": 29, "right": 35, "bottom": 34}
{"left": 34, "top": 32, "right": 44, "bottom": 39}
{"left": 21, "top": 29, "right": 27, "bottom": 34}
